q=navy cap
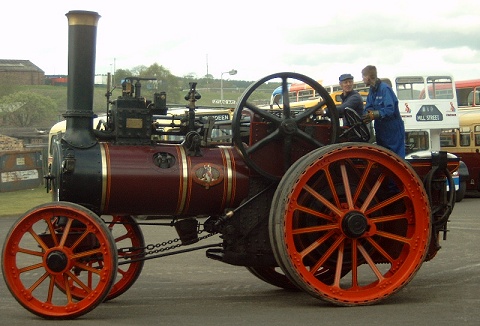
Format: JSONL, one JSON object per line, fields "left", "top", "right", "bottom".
{"left": 339, "top": 73, "right": 354, "bottom": 82}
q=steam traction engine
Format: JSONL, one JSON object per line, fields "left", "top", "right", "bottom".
{"left": 2, "top": 11, "right": 457, "bottom": 319}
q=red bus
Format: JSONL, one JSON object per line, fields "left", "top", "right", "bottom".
{"left": 456, "top": 79, "right": 480, "bottom": 110}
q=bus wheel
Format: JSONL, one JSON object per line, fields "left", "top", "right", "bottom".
{"left": 269, "top": 143, "right": 431, "bottom": 306}
{"left": 2, "top": 202, "right": 117, "bottom": 319}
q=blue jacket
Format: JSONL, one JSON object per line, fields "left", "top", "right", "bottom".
{"left": 364, "top": 80, "right": 405, "bottom": 158}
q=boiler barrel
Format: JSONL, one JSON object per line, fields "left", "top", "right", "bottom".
{"left": 58, "top": 144, "right": 250, "bottom": 216}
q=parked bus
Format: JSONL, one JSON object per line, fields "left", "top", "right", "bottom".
{"left": 396, "top": 75, "right": 468, "bottom": 201}
{"left": 455, "top": 79, "right": 480, "bottom": 110}
{"left": 441, "top": 110, "right": 480, "bottom": 194}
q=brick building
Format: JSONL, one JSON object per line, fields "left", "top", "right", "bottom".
{"left": 0, "top": 60, "right": 45, "bottom": 85}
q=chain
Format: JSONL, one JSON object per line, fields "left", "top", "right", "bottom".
{"left": 117, "top": 229, "right": 218, "bottom": 262}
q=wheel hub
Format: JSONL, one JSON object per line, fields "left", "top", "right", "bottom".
{"left": 280, "top": 119, "right": 297, "bottom": 135}
{"left": 46, "top": 250, "right": 68, "bottom": 272}
{"left": 342, "top": 211, "right": 368, "bottom": 238}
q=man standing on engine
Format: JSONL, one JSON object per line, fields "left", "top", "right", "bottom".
{"left": 361, "top": 65, "right": 405, "bottom": 158}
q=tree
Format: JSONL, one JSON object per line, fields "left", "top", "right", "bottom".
{"left": 0, "top": 91, "right": 57, "bottom": 127}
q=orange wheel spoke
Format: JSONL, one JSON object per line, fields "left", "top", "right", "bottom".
{"left": 58, "top": 218, "right": 73, "bottom": 247}
{"left": 333, "top": 241, "right": 345, "bottom": 286}
{"left": 375, "top": 230, "right": 411, "bottom": 244}
{"left": 360, "top": 173, "right": 386, "bottom": 212}
{"left": 28, "top": 227, "right": 50, "bottom": 251}
{"left": 45, "top": 218, "right": 60, "bottom": 247}
{"left": 18, "top": 262, "right": 44, "bottom": 274}
{"left": 351, "top": 239, "right": 359, "bottom": 287}
{"left": 357, "top": 243, "right": 385, "bottom": 282}
{"left": 311, "top": 234, "right": 345, "bottom": 274}
{"left": 352, "top": 161, "right": 374, "bottom": 204}
{"left": 340, "top": 163, "right": 354, "bottom": 209}
{"left": 299, "top": 230, "right": 336, "bottom": 259}
{"left": 292, "top": 202, "right": 336, "bottom": 223}
{"left": 304, "top": 184, "right": 343, "bottom": 217}
{"left": 365, "top": 237, "right": 395, "bottom": 264}
{"left": 71, "top": 247, "right": 103, "bottom": 260}
{"left": 18, "top": 247, "right": 44, "bottom": 257}
{"left": 28, "top": 271, "right": 49, "bottom": 293}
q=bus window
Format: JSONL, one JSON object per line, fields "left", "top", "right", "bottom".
{"left": 455, "top": 79, "right": 480, "bottom": 109}
{"left": 395, "top": 77, "right": 425, "bottom": 100}
{"left": 475, "top": 125, "right": 480, "bottom": 146}
{"left": 459, "top": 126, "right": 471, "bottom": 146}
{"left": 440, "top": 129, "right": 456, "bottom": 147}
{"left": 467, "top": 91, "right": 480, "bottom": 106}
{"left": 405, "top": 130, "right": 429, "bottom": 154}
{"left": 427, "top": 77, "right": 454, "bottom": 99}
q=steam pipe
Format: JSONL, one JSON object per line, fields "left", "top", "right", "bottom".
{"left": 64, "top": 10, "right": 101, "bottom": 148}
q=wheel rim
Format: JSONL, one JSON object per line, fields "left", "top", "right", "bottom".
{"left": 232, "top": 72, "right": 339, "bottom": 180}
{"left": 269, "top": 143, "right": 431, "bottom": 305}
{"left": 54, "top": 215, "right": 145, "bottom": 301}
{"left": 2, "top": 202, "right": 117, "bottom": 319}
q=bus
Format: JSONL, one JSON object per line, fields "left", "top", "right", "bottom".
{"left": 396, "top": 75, "right": 467, "bottom": 201}
{"left": 441, "top": 110, "right": 480, "bottom": 194}
{"left": 455, "top": 79, "right": 480, "bottom": 110}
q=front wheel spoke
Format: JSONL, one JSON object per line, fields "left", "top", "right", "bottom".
{"left": 18, "top": 262, "right": 44, "bottom": 274}
{"left": 58, "top": 218, "right": 73, "bottom": 247}
{"left": 18, "top": 247, "right": 44, "bottom": 257}
{"left": 357, "top": 243, "right": 385, "bottom": 282}
{"left": 28, "top": 271, "right": 49, "bottom": 293}
{"left": 47, "top": 275, "right": 55, "bottom": 303}
{"left": 28, "top": 227, "right": 50, "bottom": 252}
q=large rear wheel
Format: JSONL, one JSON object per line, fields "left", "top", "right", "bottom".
{"left": 2, "top": 202, "right": 117, "bottom": 319}
{"left": 269, "top": 143, "right": 431, "bottom": 305}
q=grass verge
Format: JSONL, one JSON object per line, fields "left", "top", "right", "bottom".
{"left": 0, "top": 185, "right": 52, "bottom": 217}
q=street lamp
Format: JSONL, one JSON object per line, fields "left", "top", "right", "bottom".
{"left": 220, "top": 69, "right": 237, "bottom": 104}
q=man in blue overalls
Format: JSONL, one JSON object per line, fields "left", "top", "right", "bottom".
{"left": 361, "top": 65, "right": 405, "bottom": 158}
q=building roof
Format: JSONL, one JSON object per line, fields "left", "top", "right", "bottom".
{"left": 0, "top": 60, "right": 44, "bottom": 73}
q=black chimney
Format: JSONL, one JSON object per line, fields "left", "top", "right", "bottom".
{"left": 64, "top": 10, "right": 101, "bottom": 148}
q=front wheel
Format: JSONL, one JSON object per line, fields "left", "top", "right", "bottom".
{"left": 2, "top": 202, "right": 117, "bottom": 319}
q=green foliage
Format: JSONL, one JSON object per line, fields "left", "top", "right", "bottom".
{"left": 0, "top": 91, "right": 58, "bottom": 127}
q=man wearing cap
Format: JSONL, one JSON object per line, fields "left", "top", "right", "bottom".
{"left": 336, "top": 73, "right": 364, "bottom": 126}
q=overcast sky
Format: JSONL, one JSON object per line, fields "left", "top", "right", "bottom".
{"left": 2, "top": 0, "right": 479, "bottom": 86}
